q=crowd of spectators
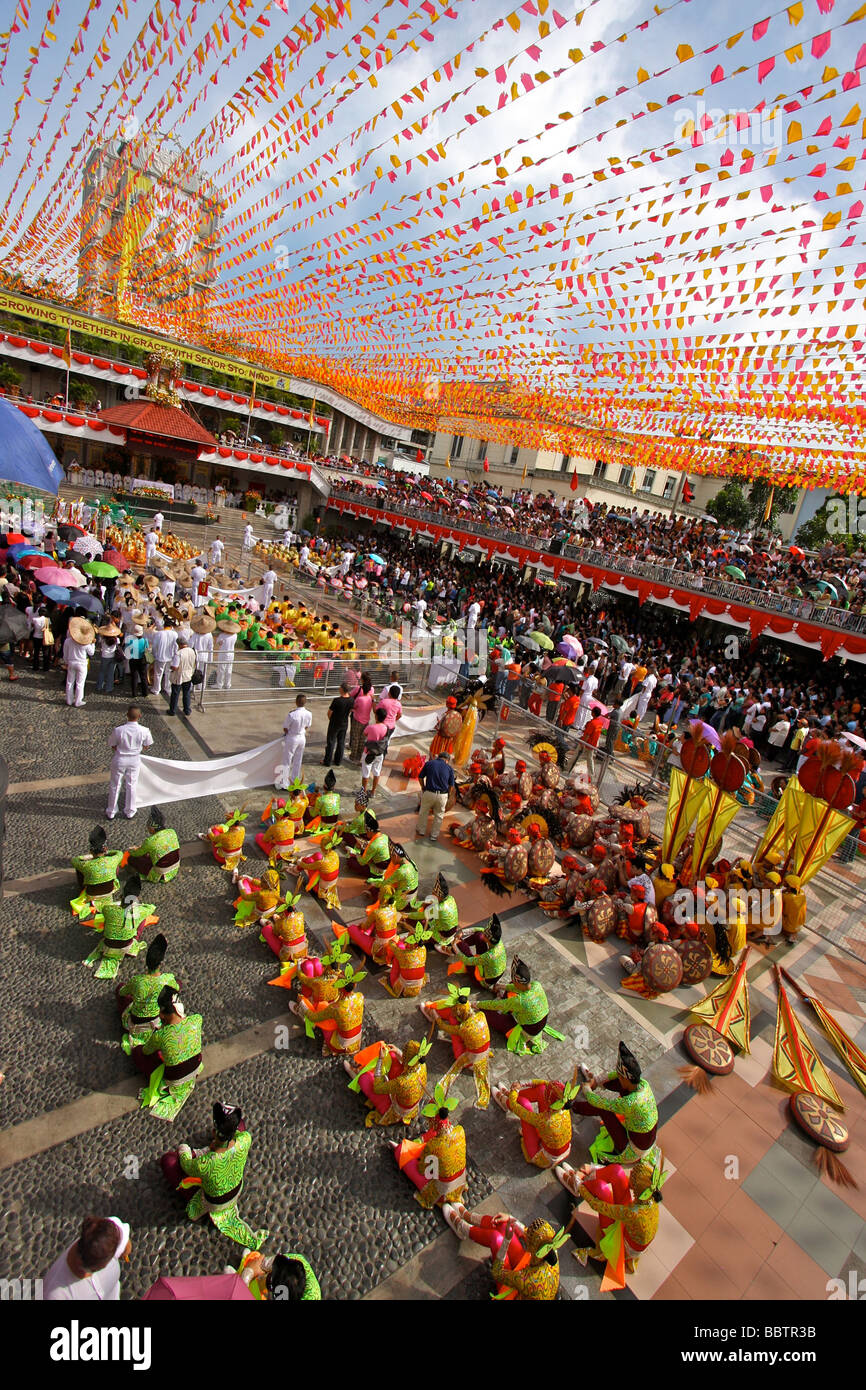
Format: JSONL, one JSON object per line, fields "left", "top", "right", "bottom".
{"left": 326, "top": 460, "right": 866, "bottom": 616}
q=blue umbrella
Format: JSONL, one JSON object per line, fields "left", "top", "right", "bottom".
{"left": 7, "top": 542, "right": 43, "bottom": 561}
{"left": 38, "top": 584, "right": 73, "bottom": 603}
{"left": 39, "top": 584, "right": 104, "bottom": 615}
{"left": 72, "top": 592, "right": 106, "bottom": 615}
{"left": 367, "top": 552, "right": 386, "bottom": 565}
{"left": 0, "top": 395, "right": 65, "bottom": 494}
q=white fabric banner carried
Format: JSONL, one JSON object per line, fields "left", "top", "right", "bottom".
{"left": 136, "top": 738, "right": 284, "bottom": 808}
{"left": 207, "top": 582, "right": 268, "bottom": 604}
{"left": 393, "top": 709, "right": 440, "bottom": 737}
{"left": 136, "top": 711, "right": 441, "bottom": 808}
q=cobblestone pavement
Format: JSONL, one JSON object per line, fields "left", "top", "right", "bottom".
{"left": 2, "top": 519, "right": 866, "bottom": 1300}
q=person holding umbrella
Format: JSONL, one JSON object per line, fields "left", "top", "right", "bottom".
{"left": 63, "top": 616, "right": 96, "bottom": 707}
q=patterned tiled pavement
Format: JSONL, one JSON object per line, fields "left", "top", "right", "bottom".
{"left": 3, "top": 551, "right": 866, "bottom": 1301}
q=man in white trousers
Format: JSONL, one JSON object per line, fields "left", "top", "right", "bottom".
{"left": 190, "top": 558, "right": 208, "bottom": 609}
{"left": 261, "top": 566, "right": 278, "bottom": 608}
{"left": 210, "top": 535, "right": 224, "bottom": 569}
{"left": 213, "top": 619, "right": 239, "bottom": 689}
{"left": 150, "top": 618, "right": 178, "bottom": 696}
{"left": 106, "top": 706, "right": 153, "bottom": 820}
{"left": 621, "top": 666, "right": 658, "bottom": 723}
{"left": 144, "top": 529, "right": 158, "bottom": 566}
{"left": 283, "top": 692, "right": 312, "bottom": 781}
{"left": 243, "top": 522, "right": 254, "bottom": 552}
{"left": 63, "top": 617, "right": 96, "bottom": 707}
{"left": 189, "top": 611, "right": 215, "bottom": 678}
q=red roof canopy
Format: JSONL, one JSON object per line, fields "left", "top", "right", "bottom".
{"left": 97, "top": 401, "right": 217, "bottom": 449}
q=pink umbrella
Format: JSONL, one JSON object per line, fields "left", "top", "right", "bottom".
{"left": 31, "top": 564, "right": 87, "bottom": 588}
{"left": 143, "top": 1274, "right": 254, "bottom": 1301}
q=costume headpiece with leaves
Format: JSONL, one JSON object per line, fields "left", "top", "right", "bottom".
{"left": 422, "top": 1081, "right": 459, "bottom": 1119}
{"left": 635, "top": 1150, "right": 669, "bottom": 1204}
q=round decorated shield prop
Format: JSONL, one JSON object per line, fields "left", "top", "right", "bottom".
{"left": 789, "top": 1092, "right": 849, "bottom": 1153}
{"left": 676, "top": 936, "right": 713, "bottom": 986}
{"left": 683, "top": 1022, "right": 735, "bottom": 1075}
{"left": 640, "top": 941, "right": 683, "bottom": 994}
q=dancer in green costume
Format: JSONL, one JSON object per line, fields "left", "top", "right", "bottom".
{"left": 70, "top": 825, "right": 124, "bottom": 918}
{"left": 126, "top": 806, "right": 181, "bottom": 883}
{"left": 140, "top": 986, "right": 203, "bottom": 1121}
{"left": 478, "top": 956, "right": 564, "bottom": 1056}
{"left": 117, "top": 934, "right": 179, "bottom": 1047}
{"left": 177, "top": 1103, "right": 268, "bottom": 1250}
{"left": 447, "top": 914, "right": 507, "bottom": 987}
{"left": 83, "top": 873, "right": 156, "bottom": 980}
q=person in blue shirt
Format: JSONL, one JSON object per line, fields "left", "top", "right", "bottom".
{"left": 416, "top": 751, "right": 457, "bottom": 842}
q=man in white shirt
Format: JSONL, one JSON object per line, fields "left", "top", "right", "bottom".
{"left": 152, "top": 511, "right": 164, "bottom": 532}
{"left": 210, "top": 536, "right": 224, "bottom": 568}
{"left": 261, "top": 567, "right": 278, "bottom": 608}
{"left": 635, "top": 668, "right": 658, "bottom": 720}
{"left": 189, "top": 619, "right": 214, "bottom": 678}
{"left": 168, "top": 637, "right": 197, "bottom": 717}
{"left": 465, "top": 599, "right": 481, "bottom": 631}
{"left": 144, "top": 529, "right": 158, "bottom": 565}
{"left": 190, "top": 560, "right": 208, "bottom": 609}
{"left": 149, "top": 619, "right": 177, "bottom": 695}
{"left": 106, "top": 706, "right": 154, "bottom": 819}
{"left": 42, "top": 1216, "right": 131, "bottom": 1302}
{"left": 299, "top": 543, "right": 310, "bottom": 568}
{"left": 63, "top": 619, "right": 95, "bottom": 707}
{"left": 767, "top": 715, "right": 791, "bottom": 757}
{"left": 283, "top": 692, "right": 313, "bottom": 780}
{"left": 213, "top": 623, "right": 238, "bottom": 689}
{"left": 243, "top": 522, "right": 254, "bottom": 551}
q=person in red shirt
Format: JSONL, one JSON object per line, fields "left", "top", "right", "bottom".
{"left": 573, "top": 713, "right": 606, "bottom": 782}
{"left": 545, "top": 680, "right": 565, "bottom": 725}
{"left": 559, "top": 691, "right": 581, "bottom": 729}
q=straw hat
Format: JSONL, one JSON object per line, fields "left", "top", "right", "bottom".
{"left": 141, "top": 574, "right": 160, "bottom": 592}
{"left": 68, "top": 616, "right": 96, "bottom": 645}
{"left": 175, "top": 598, "right": 195, "bottom": 619}
{"left": 191, "top": 612, "right": 216, "bottom": 635}
{"left": 217, "top": 618, "right": 241, "bottom": 634}
{"left": 131, "top": 609, "right": 154, "bottom": 629}
{"left": 96, "top": 621, "right": 122, "bottom": 638}
{"left": 118, "top": 574, "right": 138, "bottom": 590}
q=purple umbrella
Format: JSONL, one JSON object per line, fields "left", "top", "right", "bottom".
{"left": 694, "top": 721, "right": 722, "bottom": 750}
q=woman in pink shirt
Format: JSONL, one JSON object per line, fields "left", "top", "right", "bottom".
{"left": 349, "top": 673, "right": 375, "bottom": 762}
{"left": 378, "top": 683, "right": 403, "bottom": 730}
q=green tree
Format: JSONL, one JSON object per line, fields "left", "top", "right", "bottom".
{"left": 68, "top": 376, "right": 97, "bottom": 408}
{"left": 795, "top": 499, "right": 858, "bottom": 554}
{"left": 748, "top": 480, "right": 798, "bottom": 529}
{"left": 0, "top": 362, "right": 23, "bottom": 393}
{"left": 707, "top": 480, "right": 751, "bottom": 528}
